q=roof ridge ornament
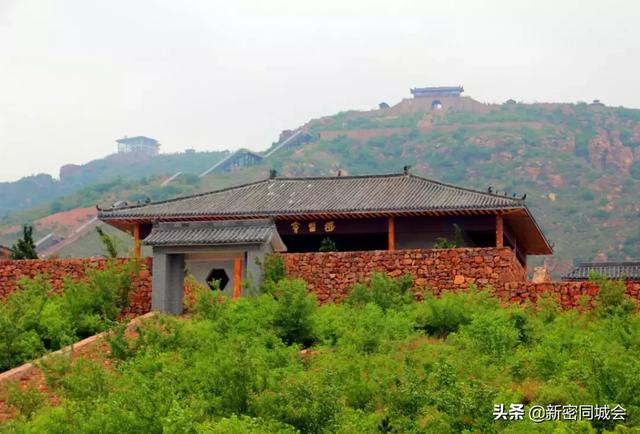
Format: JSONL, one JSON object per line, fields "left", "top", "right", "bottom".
{"left": 403, "top": 165, "right": 411, "bottom": 176}
{"left": 269, "top": 169, "right": 277, "bottom": 179}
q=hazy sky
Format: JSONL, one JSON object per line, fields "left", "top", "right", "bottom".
{"left": 1, "top": 0, "right": 639, "bottom": 182}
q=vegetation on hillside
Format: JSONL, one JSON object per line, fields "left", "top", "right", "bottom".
{"left": 2, "top": 272, "right": 639, "bottom": 433}
{"left": 273, "top": 101, "right": 640, "bottom": 272}
{"left": 0, "top": 150, "right": 227, "bottom": 217}
{"left": 0, "top": 167, "right": 268, "bottom": 257}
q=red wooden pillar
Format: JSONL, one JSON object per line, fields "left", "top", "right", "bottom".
{"left": 495, "top": 215, "right": 504, "bottom": 248}
{"left": 133, "top": 223, "right": 141, "bottom": 258}
{"left": 233, "top": 258, "right": 242, "bottom": 298}
{"left": 388, "top": 216, "right": 396, "bottom": 251}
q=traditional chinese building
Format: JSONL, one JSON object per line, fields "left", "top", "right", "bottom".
{"left": 410, "top": 86, "right": 464, "bottom": 98}
{"left": 98, "top": 171, "right": 551, "bottom": 312}
{"left": 116, "top": 136, "right": 160, "bottom": 156}
{"left": 563, "top": 262, "right": 640, "bottom": 281}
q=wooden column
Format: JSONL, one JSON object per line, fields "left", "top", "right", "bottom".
{"left": 133, "top": 223, "right": 141, "bottom": 258}
{"left": 233, "top": 258, "right": 242, "bottom": 298}
{"left": 387, "top": 216, "right": 396, "bottom": 251}
{"left": 495, "top": 215, "right": 503, "bottom": 248}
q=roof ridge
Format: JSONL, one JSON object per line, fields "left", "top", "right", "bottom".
{"left": 576, "top": 262, "right": 640, "bottom": 266}
{"left": 98, "top": 172, "right": 524, "bottom": 214}
{"left": 157, "top": 219, "right": 275, "bottom": 229}
{"left": 98, "top": 178, "right": 272, "bottom": 212}
{"left": 271, "top": 172, "right": 406, "bottom": 181}
{"left": 272, "top": 173, "right": 522, "bottom": 203}
{"left": 408, "top": 174, "right": 523, "bottom": 203}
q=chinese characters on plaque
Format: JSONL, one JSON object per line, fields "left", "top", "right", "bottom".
{"left": 290, "top": 220, "right": 336, "bottom": 234}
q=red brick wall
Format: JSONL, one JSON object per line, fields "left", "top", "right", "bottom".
{"left": 283, "top": 248, "right": 527, "bottom": 303}
{"left": 0, "top": 258, "right": 152, "bottom": 317}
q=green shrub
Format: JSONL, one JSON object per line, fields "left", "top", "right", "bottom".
{"left": 345, "top": 272, "right": 414, "bottom": 312}
{"left": 591, "top": 272, "right": 635, "bottom": 317}
{"left": 191, "top": 278, "right": 227, "bottom": 321}
{"left": 55, "top": 359, "right": 111, "bottom": 402}
{"left": 105, "top": 322, "right": 136, "bottom": 361}
{"left": 414, "top": 292, "right": 473, "bottom": 337}
{"left": 37, "top": 353, "right": 72, "bottom": 390}
{"left": 6, "top": 276, "right": 640, "bottom": 432}
{"left": 0, "top": 261, "right": 140, "bottom": 371}
{"left": 198, "top": 415, "right": 298, "bottom": 433}
{"left": 337, "top": 303, "right": 414, "bottom": 353}
{"left": 455, "top": 310, "right": 521, "bottom": 358}
{"left": 253, "top": 374, "right": 341, "bottom": 434}
{"left": 5, "top": 381, "right": 45, "bottom": 420}
{"left": 271, "top": 279, "right": 316, "bottom": 346}
{"left": 260, "top": 253, "right": 286, "bottom": 295}
{"left": 319, "top": 237, "right": 337, "bottom": 252}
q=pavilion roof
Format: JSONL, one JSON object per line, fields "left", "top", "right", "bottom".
{"left": 562, "top": 262, "right": 640, "bottom": 281}
{"left": 99, "top": 172, "right": 552, "bottom": 254}
{"left": 115, "top": 136, "right": 159, "bottom": 145}
{"left": 144, "top": 219, "right": 283, "bottom": 248}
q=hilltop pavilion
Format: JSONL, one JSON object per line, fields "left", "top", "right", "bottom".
{"left": 116, "top": 136, "right": 160, "bottom": 156}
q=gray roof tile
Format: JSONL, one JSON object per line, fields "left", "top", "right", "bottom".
{"left": 99, "top": 173, "right": 525, "bottom": 220}
{"left": 144, "top": 220, "right": 276, "bottom": 246}
{"left": 562, "top": 262, "right": 640, "bottom": 281}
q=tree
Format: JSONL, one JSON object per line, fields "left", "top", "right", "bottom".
{"left": 10, "top": 225, "right": 38, "bottom": 259}
{"left": 319, "top": 237, "right": 337, "bottom": 252}
{"left": 434, "top": 224, "right": 463, "bottom": 249}
{"left": 95, "top": 226, "right": 118, "bottom": 258}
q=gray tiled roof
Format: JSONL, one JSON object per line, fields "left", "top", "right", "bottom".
{"left": 563, "top": 262, "right": 640, "bottom": 281}
{"left": 116, "top": 136, "right": 158, "bottom": 145}
{"left": 99, "top": 173, "right": 525, "bottom": 220}
{"left": 144, "top": 220, "right": 277, "bottom": 247}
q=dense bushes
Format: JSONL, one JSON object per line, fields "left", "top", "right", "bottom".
{"left": 3, "top": 274, "right": 640, "bottom": 432}
{"left": 0, "top": 261, "right": 139, "bottom": 371}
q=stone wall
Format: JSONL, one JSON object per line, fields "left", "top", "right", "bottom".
{"left": 497, "top": 280, "right": 640, "bottom": 308}
{"left": 283, "top": 248, "right": 527, "bottom": 303}
{"left": 282, "top": 248, "right": 640, "bottom": 308}
{"left": 0, "top": 258, "right": 152, "bottom": 317}
{"left": 1, "top": 251, "right": 639, "bottom": 313}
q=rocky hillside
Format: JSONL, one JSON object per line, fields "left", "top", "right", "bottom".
{"left": 2, "top": 95, "right": 639, "bottom": 276}
{"left": 267, "top": 96, "right": 640, "bottom": 275}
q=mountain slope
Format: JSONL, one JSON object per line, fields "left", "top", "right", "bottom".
{"left": 267, "top": 97, "right": 640, "bottom": 275}
{"left": 3, "top": 95, "right": 639, "bottom": 276}
{"left": 0, "top": 149, "right": 228, "bottom": 217}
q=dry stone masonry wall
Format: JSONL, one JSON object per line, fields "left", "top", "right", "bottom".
{"left": 0, "top": 249, "right": 639, "bottom": 312}
{"left": 0, "top": 258, "right": 152, "bottom": 317}
{"left": 283, "top": 248, "right": 527, "bottom": 303}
